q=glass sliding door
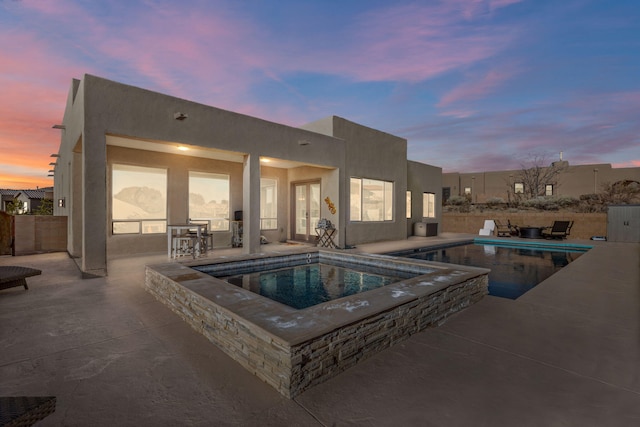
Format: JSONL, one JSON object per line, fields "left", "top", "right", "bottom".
{"left": 293, "top": 181, "right": 320, "bottom": 242}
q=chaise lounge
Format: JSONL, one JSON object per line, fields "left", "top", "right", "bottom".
{"left": 0, "top": 266, "right": 42, "bottom": 291}
{"left": 494, "top": 219, "right": 519, "bottom": 237}
{"left": 541, "top": 220, "right": 573, "bottom": 239}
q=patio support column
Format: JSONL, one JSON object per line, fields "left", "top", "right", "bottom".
{"left": 81, "top": 131, "right": 107, "bottom": 277}
{"left": 242, "top": 154, "right": 260, "bottom": 254}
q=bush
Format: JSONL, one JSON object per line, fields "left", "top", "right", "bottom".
{"left": 486, "top": 197, "right": 505, "bottom": 208}
{"left": 447, "top": 195, "right": 469, "bottom": 206}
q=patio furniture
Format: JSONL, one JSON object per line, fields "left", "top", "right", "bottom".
{"left": 519, "top": 226, "right": 544, "bottom": 239}
{"left": 541, "top": 220, "right": 573, "bottom": 239}
{"left": 0, "top": 266, "right": 42, "bottom": 291}
{"left": 478, "top": 220, "right": 495, "bottom": 236}
{"left": 189, "top": 220, "right": 214, "bottom": 254}
{"left": 167, "top": 224, "right": 206, "bottom": 259}
{"left": 494, "top": 219, "right": 519, "bottom": 237}
{"left": 0, "top": 396, "right": 56, "bottom": 426}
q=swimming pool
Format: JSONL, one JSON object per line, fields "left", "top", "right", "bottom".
{"left": 388, "top": 240, "right": 590, "bottom": 299}
{"left": 203, "top": 260, "right": 418, "bottom": 309}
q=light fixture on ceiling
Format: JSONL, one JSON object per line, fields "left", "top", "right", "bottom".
{"left": 52, "top": 124, "right": 65, "bottom": 129}
{"left": 177, "top": 146, "right": 189, "bottom": 151}
{"left": 50, "top": 154, "right": 60, "bottom": 157}
{"left": 260, "top": 158, "right": 271, "bottom": 163}
{"left": 174, "top": 112, "right": 188, "bottom": 121}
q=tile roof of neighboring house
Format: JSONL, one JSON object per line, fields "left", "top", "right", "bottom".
{"left": 0, "top": 189, "right": 19, "bottom": 197}
{"left": 17, "top": 190, "right": 47, "bottom": 199}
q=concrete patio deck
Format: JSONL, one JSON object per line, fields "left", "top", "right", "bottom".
{"left": 1, "top": 234, "right": 638, "bottom": 426}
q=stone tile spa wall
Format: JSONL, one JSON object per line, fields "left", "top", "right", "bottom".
{"left": 145, "top": 251, "right": 488, "bottom": 398}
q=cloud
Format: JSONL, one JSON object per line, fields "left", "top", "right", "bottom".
{"left": 437, "top": 64, "right": 520, "bottom": 108}
{"left": 403, "top": 89, "right": 640, "bottom": 172}
{"left": 303, "top": 1, "right": 523, "bottom": 83}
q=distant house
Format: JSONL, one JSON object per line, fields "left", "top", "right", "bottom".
{"left": 0, "top": 188, "right": 53, "bottom": 214}
{"left": 443, "top": 162, "right": 640, "bottom": 203}
{"left": 52, "top": 75, "right": 443, "bottom": 277}
{"left": 0, "top": 189, "right": 19, "bottom": 212}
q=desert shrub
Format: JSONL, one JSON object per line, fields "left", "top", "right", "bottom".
{"left": 521, "top": 196, "right": 559, "bottom": 211}
{"left": 447, "top": 195, "right": 469, "bottom": 206}
{"left": 486, "top": 197, "right": 505, "bottom": 208}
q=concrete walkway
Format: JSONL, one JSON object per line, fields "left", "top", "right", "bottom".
{"left": 1, "top": 236, "right": 638, "bottom": 426}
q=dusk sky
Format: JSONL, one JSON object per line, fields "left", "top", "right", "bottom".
{"left": 1, "top": 0, "right": 639, "bottom": 189}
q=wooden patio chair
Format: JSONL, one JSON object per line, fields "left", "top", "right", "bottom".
{"left": 494, "top": 219, "right": 519, "bottom": 237}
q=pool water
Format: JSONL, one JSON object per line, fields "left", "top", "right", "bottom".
{"left": 221, "top": 263, "right": 414, "bottom": 309}
{"left": 390, "top": 242, "right": 587, "bottom": 299}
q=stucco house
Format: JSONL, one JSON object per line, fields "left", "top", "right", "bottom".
{"left": 52, "top": 75, "right": 442, "bottom": 277}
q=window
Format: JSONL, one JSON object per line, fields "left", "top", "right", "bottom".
{"left": 406, "top": 191, "right": 411, "bottom": 219}
{"left": 514, "top": 183, "right": 524, "bottom": 194}
{"left": 464, "top": 187, "right": 471, "bottom": 195}
{"left": 260, "top": 178, "right": 277, "bottom": 230}
{"left": 350, "top": 177, "right": 394, "bottom": 222}
{"left": 189, "top": 171, "right": 230, "bottom": 231}
{"left": 423, "top": 193, "right": 435, "bottom": 218}
{"left": 545, "top": 184, "right": 553, "bottom": 196}
{"left": 112, "top": 164, "right": 167, "bottom": 234}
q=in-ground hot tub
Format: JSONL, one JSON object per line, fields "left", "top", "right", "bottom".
{"left": 145, "top": 249, "right": 488, "bottom": 398}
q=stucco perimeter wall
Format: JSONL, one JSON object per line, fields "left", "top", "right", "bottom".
{"left": 13, "top": 215, "right": 68, "bottom": 255}
{"left": 442, "top": 212, "right": 607, "bottom": 239}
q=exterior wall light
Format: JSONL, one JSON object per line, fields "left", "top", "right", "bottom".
{"left": 52, "top": 124, "right": 65, "bottom": 129}
{"left": 58, "top": 198, "right": 65, "bottom": 207}
{"left": 298, "top": 140, "right": 310, "bottom": 146}
{"left": 174, "top": 112, "right": 188, "bottom": 121}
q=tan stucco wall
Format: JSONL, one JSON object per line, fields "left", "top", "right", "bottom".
{"left": 13, "top": 215, "right": 68, "bottom": 255}
{"left": 407, "top": 160, "right": 443, "bottom": 236}
{"left": 442, "top": 212, "right": 607, "bottom": 240}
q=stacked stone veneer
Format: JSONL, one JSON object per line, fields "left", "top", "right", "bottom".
{"left": 145, "top": 251, "right": 488, "bottom": 398}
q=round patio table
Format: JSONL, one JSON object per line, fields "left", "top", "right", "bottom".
{"left": 519, "top": 226, "right": 543, "bottom": 239}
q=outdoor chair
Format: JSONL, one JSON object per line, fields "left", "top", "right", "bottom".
{"left": 0, "top": 266, "right": 42, "bottom": 291}
{"left": 541, "top": 220, "right": 573, "bottom": 239}
{"left": 478, "top": 220, "right": 495, "bottom": 236}
{"left": 188, "top": 220, "right": 214, "bottom": 254}
{"left": 494, "top": 219, "right": 519, "bottom": 237}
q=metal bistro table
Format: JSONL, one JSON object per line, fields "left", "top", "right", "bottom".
{"left": 315, "top": 227, "right": 337, "bottom": 248}
{"left": 519, "top": 226, "right": 543, "bottom": 239}
{"left": 167, "top": 224, "right": 206, "bottom": 258}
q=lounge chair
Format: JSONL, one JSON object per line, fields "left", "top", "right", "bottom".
{"left": 541, "top": 220, "right": 573, "bottom": 239}
{"left": 479, "top": 220, "right": 495, "bottom": 236}
{"left": 494, "top": 219, "right": 519, "bottom": 237}
{"left": 0, "top": 266, "right": 42, "bottom": 291}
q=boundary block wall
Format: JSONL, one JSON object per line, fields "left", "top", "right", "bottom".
{"left": 442, "top": 212, "right": 606, "bottom": 239}
{"left": 13, "top": 216, "right": 68, "bottom": 255}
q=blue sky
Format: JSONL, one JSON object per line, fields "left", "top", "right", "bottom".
{"left": 1, "top": 0, "right": 639, "bottom": 188}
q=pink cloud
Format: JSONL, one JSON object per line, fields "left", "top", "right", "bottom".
{"left": 308, "top": 1, "right": 522, "bottom": 83}
{"left": 438, "top": 65, "right": 519, "bottom": 108}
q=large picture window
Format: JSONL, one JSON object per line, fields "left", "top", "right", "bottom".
{"left": 423, "top": 192, "right": 435, "bottom": 218}
{"left": 112, "top": 164, "right": 167, "bottom": 234}
{"left": 350, "top": 177, "right": 394, "bottom": 222}
{"left": 260, "top": 178, "right": 277, "bottom": 230}
{"left": 189, "top": 171, "right": 230, "bottom": 231}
